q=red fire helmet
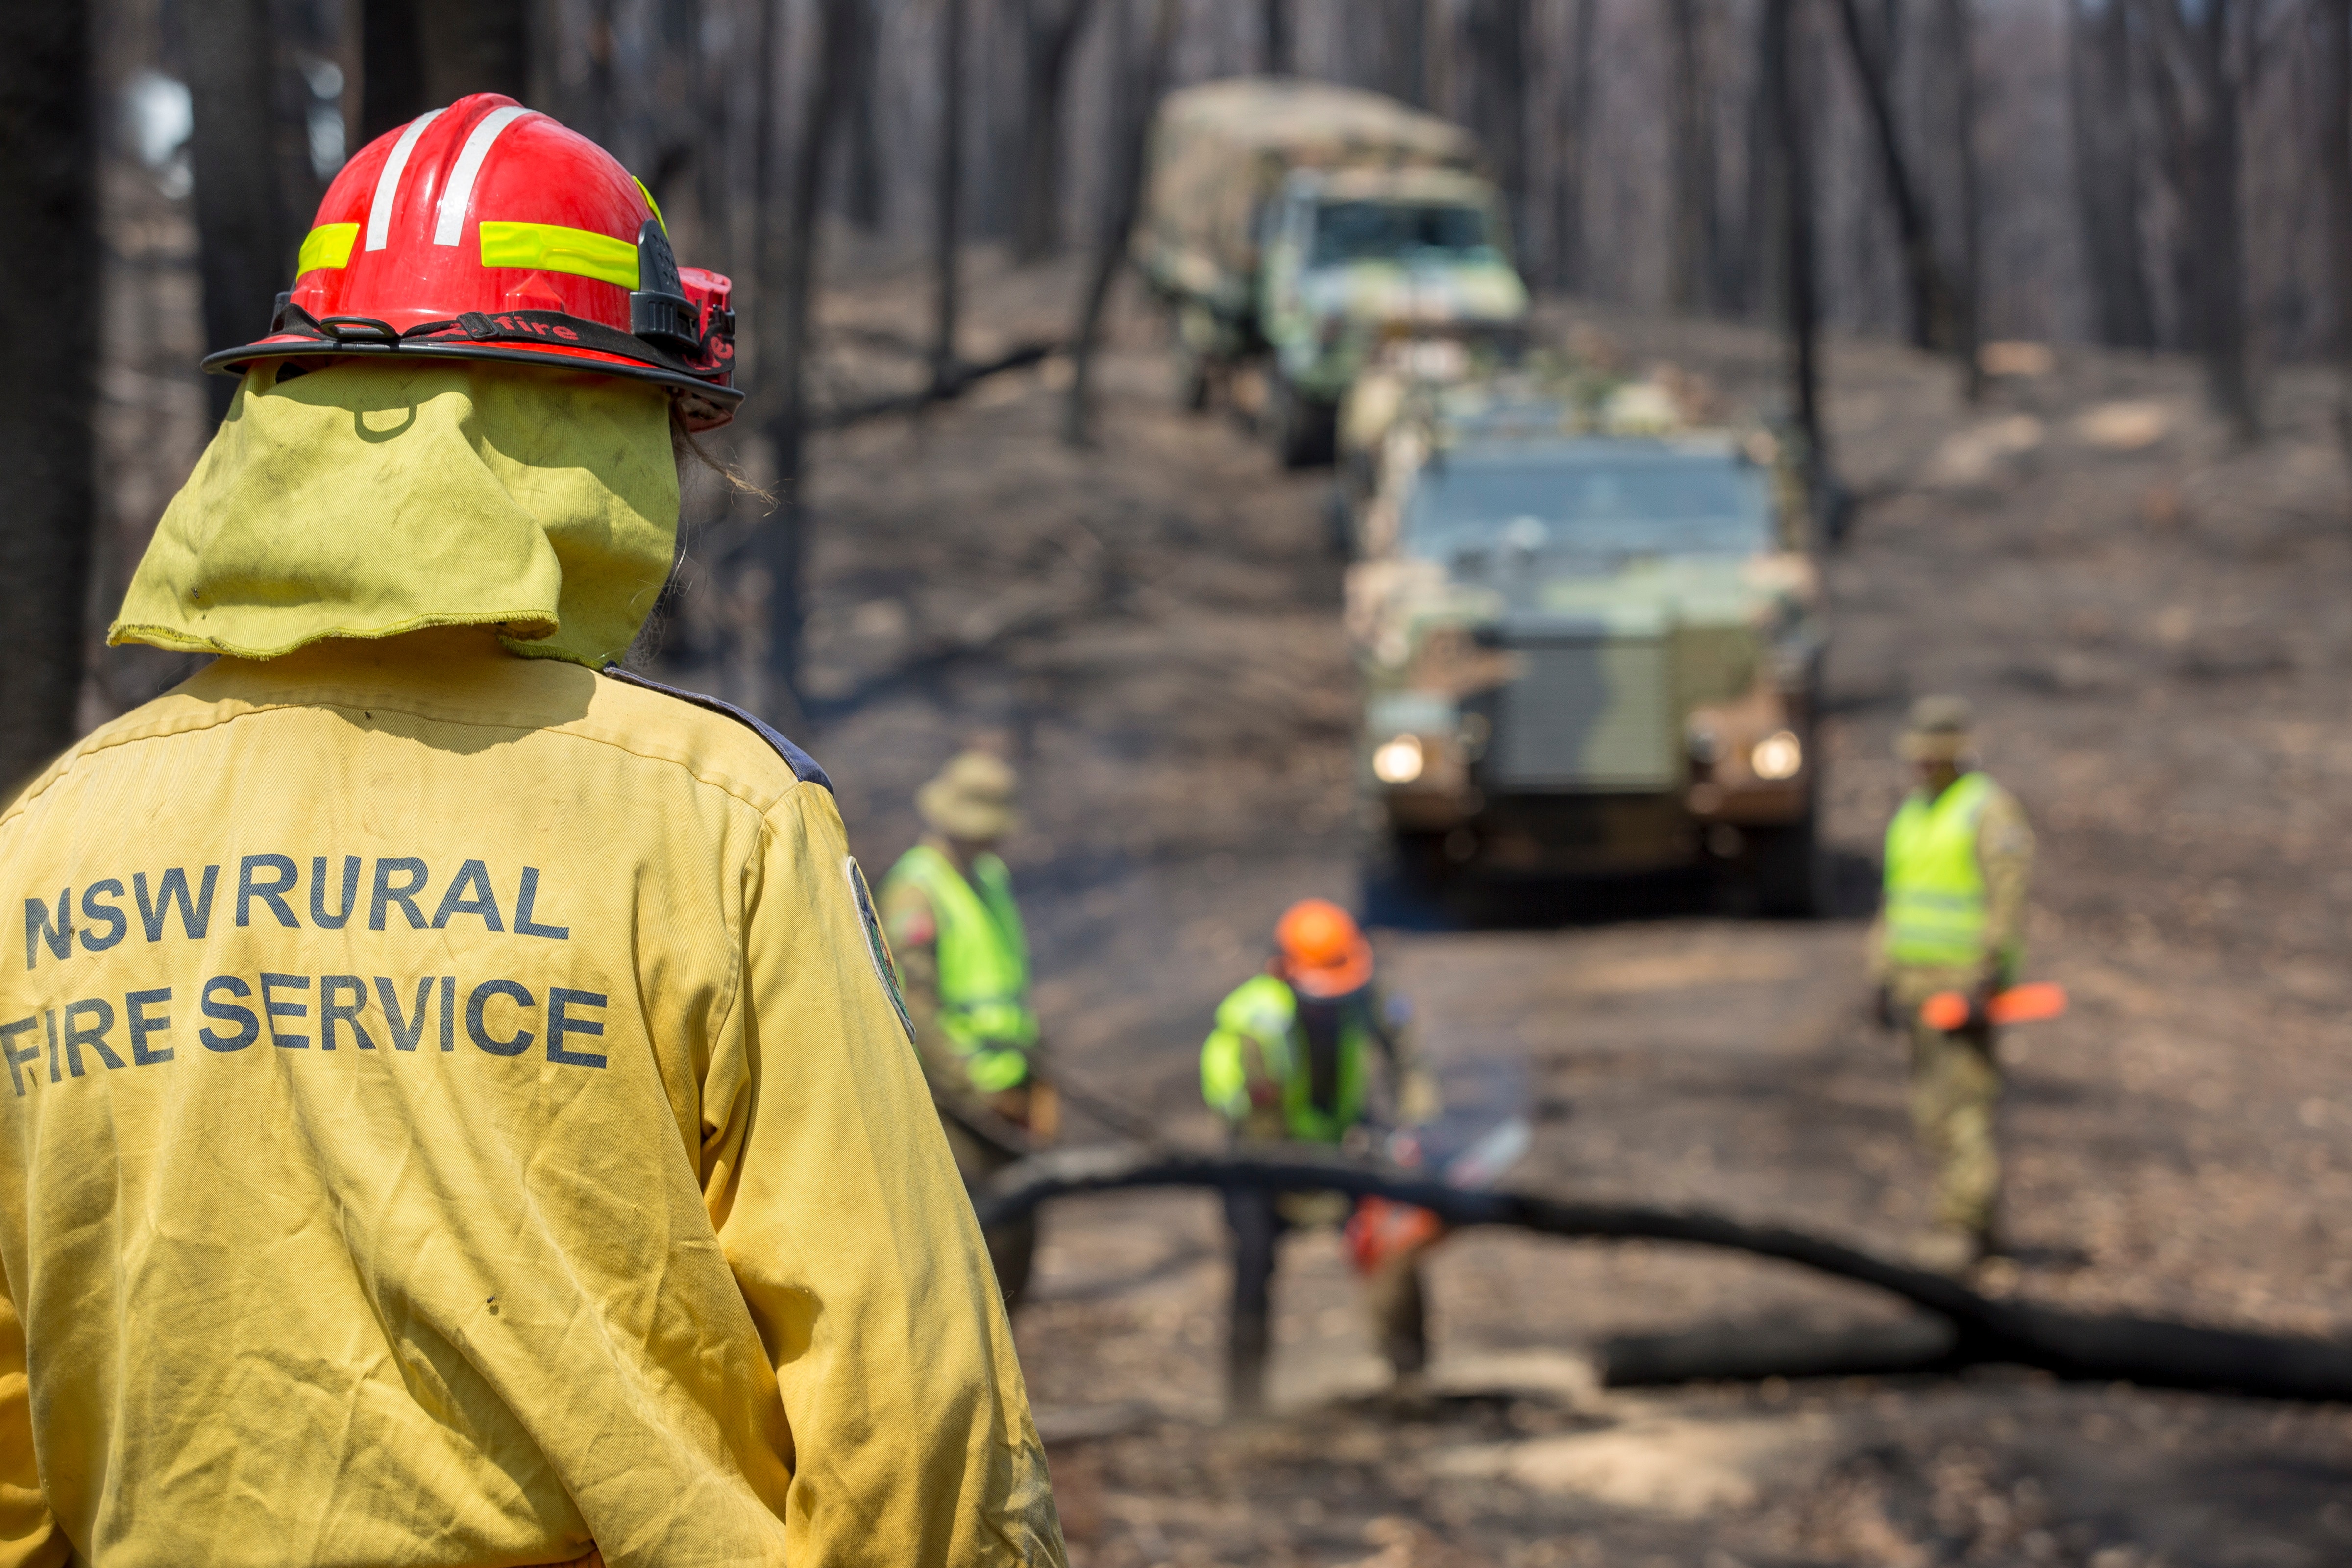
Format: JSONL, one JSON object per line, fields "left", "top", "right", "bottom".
{"left": 204, "top": 94, "right": 744, "bottom": 431}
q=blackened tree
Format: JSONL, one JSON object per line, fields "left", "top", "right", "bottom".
{"left": 0, "top": 0, "right": 98, "bottom": 786}
{"left": 1014, "top": 0, "right": 1100, "bottom": 263}
{"left": 2069, "top": 0, "right": 2157, "bottom": 349}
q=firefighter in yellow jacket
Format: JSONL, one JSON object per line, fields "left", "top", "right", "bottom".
{"left": 1870, "top": 696, "right": 2035, "bottom": 1274}
{"left": 878, "top": 751, "right": 1057, "bottom": 1309}
{"left": 0, "top": 97, "right": 1062, "bottom": 1568}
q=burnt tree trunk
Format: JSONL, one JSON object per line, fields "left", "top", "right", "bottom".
{"left": 693, "top": 0, "right": 739, "bottom": 271}
{"left": 843, "top": 0, "right": 885, "bottom": 230}
{"left": 1552, "top": 0, "right": 1597, "bottom": 294}
{"left": 363, "top": 0, "right": 532, "bottom": 139}
{"left": 577, "top": 0, "right": 620, "bottom": 149}
{"left": 1667, "top": 0, "right": 1717, "bottom": 313}
{"left": 1830, "top": 0, "right": 1956, "bottom": 353}
{"left": 2190, "top": 22, "right": 2251, "bottom": 441}
{"left": 2313, "top": 0, "right": 2352, "bottom": 454}
{"left": 1731, "top": 0, "right": 1774, "bottom": 317}
{"left": 417, "top": 0, "right": 531, "bottom": 106}
{"left": 1263, "top": 0, "right": 1292, "bottom": 74}
{"left": 0, "top": 0, "right": 98, "bottom": 786}
{"left": 2067, "top": 0, "right": 2156, "bottom": 349}
{"left": 746, "top": 0, "right": 859, "bottom": 715}
{"left": 188, "top": 0, "right": 294, "bottom": 421}
{"left": 1373, "top": 0, "right": 1425, "bottom": 106}
{"left": 2141, "top": 6, "right": 2195, "bottom": 350}
{"left": 1014, "top": 0, "right": 1097, "bottom": 264}
{"left": 934, "top": 0, "right": 969, "bottom": 382}
{"left": 1465, "top": 0, "right": 1530, "bottom": 245}
{"left": 361, "top": 0, "right": 430, "bottom": 140}
{"left": 1763, "top": 0, "right": 1836, "bottom": 543}
{"left": 1066, "top": 0, "right": 1179, "bottom": 446}
{"left": 1421, "top": 0, "right": 1456, "bottom": 114}
{"left": 747, "top": 0, "right": 784, "bottom": 388}
{"left": 2139, "top": 0, "right": 2258, "bottom": 442}
{"left": 740, "top": 0, "right": 788, "bottom": 711}
{"left": 1938, "top": 0, "right": 1984, "bottom": 400}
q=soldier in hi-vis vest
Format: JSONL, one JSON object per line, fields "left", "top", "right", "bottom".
{"left": 880, "top": 751, "right": 1057, "bottom": 1308}
{"left": 1870, "top": 696, "right": 2035, "bottom": 1274}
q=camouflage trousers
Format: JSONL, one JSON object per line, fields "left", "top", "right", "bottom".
{"left": 1908, "top": 1015, "right": 2004, "bottom": 1238}
{"left": 1222, "top": 1186, "right": 1430, "bottom": 1416}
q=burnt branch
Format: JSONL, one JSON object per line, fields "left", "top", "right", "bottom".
{"left": 976, "top": 1145, "right": 2352, "bottom": 1403}
{"left": 814, "top": 340, "right": 1062, "bottom": 429}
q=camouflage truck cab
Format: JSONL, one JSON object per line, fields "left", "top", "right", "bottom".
{"left": 1133, "top": 78, "right": 1530, "bottom": 469}
{"left": 1348, "top": 379, "right": 1828, "bottom": 912}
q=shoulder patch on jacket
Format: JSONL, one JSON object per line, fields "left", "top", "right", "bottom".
{"left": 846, "top": 856, "right": 916, "bottom": 1045}
{"left": 600, "top": 665, "right": 833, "bottom": 791}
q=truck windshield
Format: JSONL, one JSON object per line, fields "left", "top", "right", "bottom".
{"left": 1310, "top": 201, "right": 1494, "bottom": 266}
{"left": 1404, "top": 453, "right": 1774, "bottom": 557}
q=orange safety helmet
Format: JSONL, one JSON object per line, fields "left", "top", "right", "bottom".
{"left": 203, "top": 94, "right": 744, "bottom": 430}
{"left": 1275, "top": 898, "right": 1374, "bottom": 998}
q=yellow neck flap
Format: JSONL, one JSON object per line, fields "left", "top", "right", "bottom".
{"left": 111, "top": 358, "right": 680, "bottom": 670}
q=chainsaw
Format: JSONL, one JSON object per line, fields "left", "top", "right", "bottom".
{"left": 1346, "top": 1106, "right": 1532, "bottom": 1275}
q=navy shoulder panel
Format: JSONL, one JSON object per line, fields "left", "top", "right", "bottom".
{"left": 600, "top": 665, "right": 833, "bottom": 793}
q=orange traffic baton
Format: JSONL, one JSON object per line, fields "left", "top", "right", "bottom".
{"left": 1919, "top": 981, "right": 2068, "bottom": 1033}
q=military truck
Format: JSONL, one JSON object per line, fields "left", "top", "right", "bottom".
{"left": 1132, "top": 78, "right": 1530, "bottom": 468}
{"left": 1347, "top": 375, "right": 1828, "bottom": 912}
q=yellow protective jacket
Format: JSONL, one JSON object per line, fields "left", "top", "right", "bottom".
{"left": 0, "top": 360, "right": 1063, "bottom": 1568}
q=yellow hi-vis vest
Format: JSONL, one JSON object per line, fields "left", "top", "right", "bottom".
{"left": 885, "top": 844, "right": 1037, "bottom": 1093}
{"left": 1882, "top": 770, "right": 2009, "bottom": 969}
{"left": 1200, "top": 973, "right": 1372, "bottom": 1144}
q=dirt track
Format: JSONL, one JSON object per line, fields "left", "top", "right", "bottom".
{"left": 669, "top": 250, "right": 2352, "bottom": 1567}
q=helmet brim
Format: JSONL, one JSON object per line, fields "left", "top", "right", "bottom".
{"left": 203, "top": 335, "right": 746, "bottom": 432}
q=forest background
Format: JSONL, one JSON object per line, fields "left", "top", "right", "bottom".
{"left": 3, "top": 0, "right": 2349, "bottom": 777}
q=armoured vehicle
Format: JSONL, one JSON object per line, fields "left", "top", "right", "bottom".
{"left": 1133, "top": 78, "right": 1530, "bottom": 468}
{"left": 1347, "top": 376, "right": 1828, "bottom": 911}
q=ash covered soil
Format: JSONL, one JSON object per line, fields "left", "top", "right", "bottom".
{"left": 670, "top": 251, "right": 2352, "bottom": 1567}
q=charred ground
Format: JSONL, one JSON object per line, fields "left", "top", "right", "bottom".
{"left": 667, "top": 250, "right": 2352, "bottom": 1568}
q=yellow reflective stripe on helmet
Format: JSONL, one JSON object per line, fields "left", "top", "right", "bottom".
{"left": 634, "top": 177, "right": 666, "bottom": 235}
{"left": 296, "top": 223, "right": 359, "bottom": 275}
{"left": 477, "top": 221, "right": 640, "bottom": 289}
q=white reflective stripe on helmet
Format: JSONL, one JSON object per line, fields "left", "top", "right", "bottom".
{"left": 433, "top": 105, "right": 535, "bottom": 246}
{"left": 364, "top": 108, "right": 443, "bottom": 253}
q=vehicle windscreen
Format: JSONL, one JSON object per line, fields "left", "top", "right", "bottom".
{"left": 1404, "top": 453, "right": 1774, "bottom": 559}
{"left": 1310, "top": 201, "right": 1495, "bottom": 267}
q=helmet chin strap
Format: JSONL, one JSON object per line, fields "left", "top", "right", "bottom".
{"left": 261, "top": 299, "right": 728, "bottom": 382}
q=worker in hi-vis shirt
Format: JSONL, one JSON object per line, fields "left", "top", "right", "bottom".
{"left": 0, "top": 96, "right": 1063, "bottom": 1568}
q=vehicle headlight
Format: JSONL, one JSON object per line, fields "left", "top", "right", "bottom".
{"left": 1372, "top": 734, "right": 1426, "bottom": 784}
{"left": 1750, "top": 730, "right": 1804, "bottom": 781}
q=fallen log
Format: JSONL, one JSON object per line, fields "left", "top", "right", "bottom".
{"left": 1598, "top": 1315, "right": 1958, "bottom": 1386}
{"left": 975, "top": 1145, "right": 2352, "bottom": 1403}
